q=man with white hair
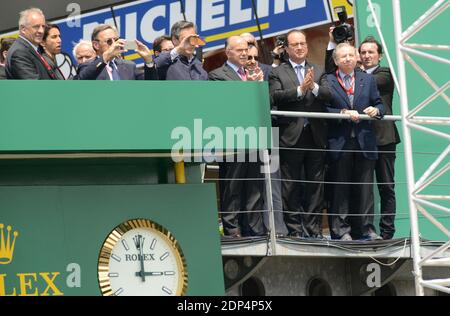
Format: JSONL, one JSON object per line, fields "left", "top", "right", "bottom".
{"left": 6, "top": 8, "right": 56, "bottom": 79}
{"left": 72, "top": 40, "right": 96, "bottom": 65}
{"left": 322, "top": 43, "right": 385, "bottom": 241}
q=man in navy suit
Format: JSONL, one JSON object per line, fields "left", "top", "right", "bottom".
{"left": 77, "top": 24, "right": 156, "bottom": 80}
{"left": 321, "top": 43, "right": 385, "bottom": 241}
{"left": 154, "top": 21, "right": 208, "bottom": 81}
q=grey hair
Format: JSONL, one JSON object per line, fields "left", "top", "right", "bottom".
{"left": 19, "top": 8, "right": 44, "bottom": 28}
{"left": 332, "top": 42, "right": 357, "bottom": 62}
{"left": 170, "top": 21, "right": 195, "bottom": 41}
{"left": 72, "top": 40, "right": 94, "bottom": 60}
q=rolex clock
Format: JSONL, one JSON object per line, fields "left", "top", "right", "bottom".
{"left": 98, "top": 219, "right": 188, "bottom": 296}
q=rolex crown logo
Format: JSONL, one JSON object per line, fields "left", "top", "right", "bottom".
{"left": 0, "top": 223, "right": 19, "bottom": 265}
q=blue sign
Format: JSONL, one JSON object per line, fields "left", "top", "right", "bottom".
{"left": 9, "top": 0, "right": 332, "bottom": 62}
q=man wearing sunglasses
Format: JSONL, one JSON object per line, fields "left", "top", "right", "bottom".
{"left": 77, "top": 24, "right": 156, "bottom": 80}
{"left": 240, "top": 32, "right": 272, "bottom": 81}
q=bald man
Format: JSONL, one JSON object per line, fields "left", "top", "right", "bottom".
{"left": 209, "top": 36, "right": 266, "bottom": 238}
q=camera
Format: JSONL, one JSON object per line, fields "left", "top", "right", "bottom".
{"left": 272, "top": 35, "right": 288, "bottom": 63}
{"left": 276, "top": 35, "right": 286, "bottom": 47}
{"left": 332, "top": 6, "right": 354, "bottom": 44}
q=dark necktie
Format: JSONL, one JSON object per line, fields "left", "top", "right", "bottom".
{"left": 109, "top": 61, "right": 121, "bottom": 81}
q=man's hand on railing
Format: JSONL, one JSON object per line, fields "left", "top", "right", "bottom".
{"left": 342, "top": 109, "right": 360, "bottom": 122}
{"left": 363, "top": 106, "right": 380, "bottom": 118}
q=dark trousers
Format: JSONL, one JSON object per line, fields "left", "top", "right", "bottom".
{"left": 328, "top": 139, "right": 376, "bottom": 239}
{"left": 219, "top": 154, "right": 266, "bottom": 237}
{"left": 280, "top": 126, "right": 326, "bottom": 237}
{"left": 376, "top": 143, "right": 397, "bottom": 239}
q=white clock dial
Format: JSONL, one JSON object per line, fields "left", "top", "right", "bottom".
{"left": 98, "top": 219, "right": 187, "bottom": 296}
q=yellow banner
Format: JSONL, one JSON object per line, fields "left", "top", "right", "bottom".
{"left": 329, "top": 0, "right": 354, "bottom": 19}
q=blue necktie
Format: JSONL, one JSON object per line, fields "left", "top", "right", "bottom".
{"left": 295, "top": 65, "right": 304, "bottom": 84}
{"left": 296, "top": 65, "right": 309, "bottom": 127}
{"left": 109, "top": 61, "right": 121, "bottom": 81}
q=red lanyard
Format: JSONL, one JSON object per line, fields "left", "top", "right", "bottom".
{"left": 336, "top": 71, "right": 354, "bottom": 95}
{"left": 36, "top": 51, "right": 57, "bottom": 79}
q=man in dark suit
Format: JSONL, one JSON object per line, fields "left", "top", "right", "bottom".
{"left": 6, "top": 8, "right": 56, "bottom": 80}
{"left": 77, "top": 24, "right": 156, "bottom": 80}
{"left": 209, "top": 36, "right": 266, "bottom": 237}
{"left": 359, "top": 36, "right": 401, "bottom": 240}
{"left": 269, "top": 30, "right": 330, "bottom": 238}
{"left": 154, "top": 21, "right": 208, "bottom": 81}
{"left": 322, "top": 43, "right": 385, "bottom": 241}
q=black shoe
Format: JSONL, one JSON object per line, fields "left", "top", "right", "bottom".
{"left": 287, "top": 232, "right": 303, "bottom": 238}
{"left": 363, "top": 232, "right": 383, "bottom": 241}
{"left": 340, "top": 233, "right": 353, "bottom": 241}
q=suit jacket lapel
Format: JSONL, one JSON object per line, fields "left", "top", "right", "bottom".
{"left": 116, "top": 59, "right": 128, "bottom": 79}
{"left": 330, "top": 74, "right": 351, "bottom": 107}
{"left": 353, "top": 71, "right": 364, "bottom": 106}
{"left": 18, "top": 37, "right": 53, "bottom": 77}
{"left": 284, "top": 63, "right": 300, "bottom": 87}
{"left": 223, "top": 63, "right": 242, "bottom": 81}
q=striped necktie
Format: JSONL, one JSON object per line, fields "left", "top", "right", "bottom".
{"left": 237, "top": 67, "right": 247, "bottom": 81}
{"left": 344, "top": 74, "right": 354, "bottom": 106}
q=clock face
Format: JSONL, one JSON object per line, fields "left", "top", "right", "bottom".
{"left": 98, "top": 219, "right": 188, "bottom": 296}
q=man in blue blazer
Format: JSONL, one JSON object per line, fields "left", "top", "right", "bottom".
{"left": 77, "top": 24, "right": 156, "bottom": 80}
{"left": 321, "top": 43, "right": 385, "bottom": 241}
{"left": 154, "top": 21, "right": 208, "bottom": 81}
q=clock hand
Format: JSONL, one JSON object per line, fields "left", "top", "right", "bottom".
{"left": 135, "top": 271, "right": 164, "bottom": 277}
{"left": 133, "top": 235, "right": 146, "bottom": 282}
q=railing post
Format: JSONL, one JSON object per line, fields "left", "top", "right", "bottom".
{"left": 262, "top": 149, "right": 277, "bottom": 255}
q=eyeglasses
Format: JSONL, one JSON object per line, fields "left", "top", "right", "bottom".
{"left": 95, "top": 37, "right": 119, "bottom": 46}
{"left": 247, "top": 55, "right": 259, "bottom": 61}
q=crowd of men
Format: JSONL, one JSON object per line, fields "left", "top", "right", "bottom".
{"left": 0, "top": 8, "right": 400, "bottom": 241}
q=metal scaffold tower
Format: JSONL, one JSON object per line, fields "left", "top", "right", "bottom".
{"left": 390, "top": 0, "right": 450, "bottom": 295}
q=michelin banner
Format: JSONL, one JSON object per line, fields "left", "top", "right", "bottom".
{"left": 1, "top": 0, "right": 346, "bottom": 62}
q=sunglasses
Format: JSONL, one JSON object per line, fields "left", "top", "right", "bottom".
{"left": 95, "top": 37, "right": 119, "bottom": 46}
{"left": 106, "top": 38, "right": 119, "bottom": 46}
{"left": 247, "top": 55, "right": 259, "bottom": 61}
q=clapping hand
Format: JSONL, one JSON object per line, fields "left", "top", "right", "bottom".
{"left": 246, "top": 66, "right": 264, "bottom": 81}
{"left": 300, "top": 67, "right": 316, "bottom": 94}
